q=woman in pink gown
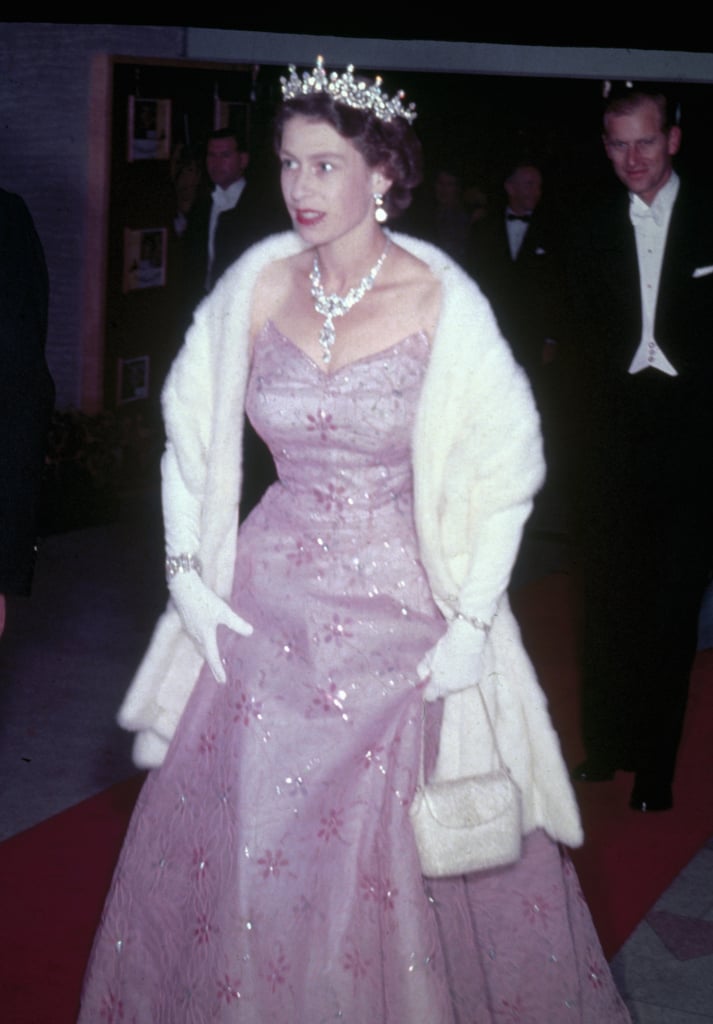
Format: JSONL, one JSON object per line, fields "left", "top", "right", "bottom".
{"left": 78, "top": 59, "right": 631, "bottom": 1022}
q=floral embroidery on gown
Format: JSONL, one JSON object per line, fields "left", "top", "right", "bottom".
{"left": 79, "top": 321, "right": 630, "bottom": 1023}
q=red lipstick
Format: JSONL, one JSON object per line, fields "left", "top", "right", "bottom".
{"left": 295, "top": 210, "right": 325, "bottom": 226}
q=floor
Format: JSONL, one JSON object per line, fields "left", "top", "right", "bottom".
{"left": 1, "top": 484, "right": 712, "bottom": 1022}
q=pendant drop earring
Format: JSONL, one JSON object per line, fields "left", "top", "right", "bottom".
{"left": 373, "top": 192, "right": 388, "bottom": 224}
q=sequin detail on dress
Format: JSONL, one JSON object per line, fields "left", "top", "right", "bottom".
{"left": 79, "top": 320, "right": 630, "bottom": 1023}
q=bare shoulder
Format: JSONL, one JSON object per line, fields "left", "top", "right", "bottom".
{"left": 250, "top": 249, "right": 312, "bottom": 338}
{"left": 386, "top": 243, "right": 441, "bottom": 340}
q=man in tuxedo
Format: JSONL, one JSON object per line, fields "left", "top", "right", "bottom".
{"left": 468, "top": 160, "right": 567, "bottom": 549}
{"left": 467, "top": 160, "right": 564, "bottom": 381}
{"left": 568, "top": 84, "right": 713, "bottom": 811}
{"left": 182, "top": 127, "right": 289, "bottom": 517}
{"left": 0, "top": 189, "right": 54, "bottom": 637}
{"left": 182, "top": 127, "right": 288, "bottom": 304}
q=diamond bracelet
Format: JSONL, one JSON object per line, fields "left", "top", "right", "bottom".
{"left": 165, "top": 553, "right": 203, "bottom": 582}
{"left": 455, "top": 611, "right": 491, "bottom": 633}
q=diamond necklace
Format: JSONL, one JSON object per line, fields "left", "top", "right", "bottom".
{"left": 309, "top": 237, "right": 392, "bottom": 364}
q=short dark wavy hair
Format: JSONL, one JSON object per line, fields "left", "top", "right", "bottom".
{"left": 603, "top": 83, "right": 679, "bottom": 134}
{"left": 274, "top": 92, "right": 422, "bottom": 219}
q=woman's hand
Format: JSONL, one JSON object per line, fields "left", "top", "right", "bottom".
{"left": 417, "top": 615, "right": 487, "bottom": 702}
{"left": 169, "top": 572, "right": 253, "bottom": 683}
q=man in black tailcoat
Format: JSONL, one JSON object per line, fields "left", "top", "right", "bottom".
{"left": 182, "top": 127, "right": 288, "bottom": 303}
{"left": 0, "top": 189, "right": 54, "bottom": 636}
{"left": 568, "top": 84, "right": 713, "bottom": 812}
{"left": 182, "top": 127, "right": 289, "bottom": 517}
{"left": 468, "top": 160, "right": 564, "bottom": 381}
{"left": 468, "top": 159, "right": 567, "bottom": 542}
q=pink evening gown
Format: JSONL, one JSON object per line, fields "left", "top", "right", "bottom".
{"left": 78, "top": 320, "right": 630, "bottom": 1023}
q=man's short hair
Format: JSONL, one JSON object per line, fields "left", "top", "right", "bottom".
{"left": 503, "top": 156, "right": 542, "bottom": 184}
{"left": 603, "top": 82, "right": 679, "bottom": 133}
{"left": 207, "top": 126, "right": 249, "bottom": 153}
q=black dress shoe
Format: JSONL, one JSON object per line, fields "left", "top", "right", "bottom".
{"left": 629, "top": 778, "right": 673, "bottom": 812}
{"left": 571, "top": 758, "right": 615, "bottom": 782}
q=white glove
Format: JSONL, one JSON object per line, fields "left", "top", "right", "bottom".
{"left": 169, "top": 571, "right": 253, "bottom": 683}
{"left": 417, "top": 615, "right": 487, "bottom": 702}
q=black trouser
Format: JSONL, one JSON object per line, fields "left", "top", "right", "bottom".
{"left": 574, "top": 369, "right": 713, "bottom": 783}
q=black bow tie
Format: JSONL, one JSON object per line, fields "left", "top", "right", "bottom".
{"left": 507, "top": 212, "right": 532, "bottom": 222}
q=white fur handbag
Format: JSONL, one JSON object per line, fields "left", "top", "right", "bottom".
{"left": 409, "top": 689, "right": 522, "bottom": 877}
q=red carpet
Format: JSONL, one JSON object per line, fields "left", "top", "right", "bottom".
{"left": 0, "top": 773, "right": 145, "bottom": 1024}
{"left": 2, "top": 572, "right": 712, "bottom": 1023}
{"left": 512, "top": 572, "right": 713, "bottom": 964}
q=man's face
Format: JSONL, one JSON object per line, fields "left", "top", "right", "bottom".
{"left": 603, "top": 98, "right": 681, "bottom": 206}
{"left": 206, "top": 138, "right": 249, "bottom": 189}
{"left": 504, "top": 166, "right": 542, "bottom": 215}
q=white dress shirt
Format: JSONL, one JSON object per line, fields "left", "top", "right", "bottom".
{"left": 628, "top": 171, "right": 679, "bottom": 376}
{"left": 207, "top": 178, "right": 246, "bottom": 284}
{"left": 505, "top": 209, "right": 531, "bottom": 260}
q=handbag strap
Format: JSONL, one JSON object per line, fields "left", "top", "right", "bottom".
{"left": 417, "top": 681, "right": 506, "bottom": 789}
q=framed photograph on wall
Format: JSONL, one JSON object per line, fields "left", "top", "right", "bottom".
{"left": 122, "top": 227, "right": 167, "bottom": 292}
{"left": 117, "top": 355, "right": 150, "bottom": 404}
{"left": 128, "top": 97, "right": 171, "bottom": 161}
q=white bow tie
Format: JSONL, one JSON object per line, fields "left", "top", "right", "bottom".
{"left": 629, "top": 200, "right": 663, "bottom": 228}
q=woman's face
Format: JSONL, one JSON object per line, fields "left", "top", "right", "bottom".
{"left": 279, "top": 115, "right": 387, "bottom": 246}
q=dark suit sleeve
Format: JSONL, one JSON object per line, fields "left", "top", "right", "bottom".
{"left": 211, "top": 179, "right": 291, "bottom": 287}
{"left": 468, "top": 206, "right": 567, "bottom": 376}
{"left": 0, "top": 191, "right": 54, "bottom": 595}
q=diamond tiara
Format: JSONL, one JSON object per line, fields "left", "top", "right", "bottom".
{"left": 280, "top": 56, "right": 417, "bottom": 125}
